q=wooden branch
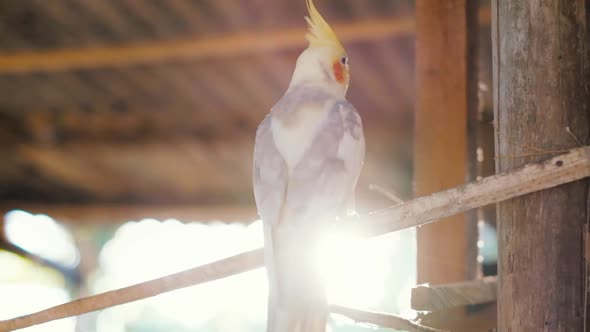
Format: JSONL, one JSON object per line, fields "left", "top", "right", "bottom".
{"left": 0, "top": 7, "right": 490, "bottom": 74}
{"left": 411, "top": 277, "right": 497, "bottom": 311}
{"left": 330, "top": 305, "right": 447, "bottom": 332}
{"left": 0, "top": 146, "right": 587, "bottom": 331}
{"left": 365, "top": 146, "right": 590, "bottom": 236}
{"left": 368, "top": 184, "right": 405, "bottom": 204}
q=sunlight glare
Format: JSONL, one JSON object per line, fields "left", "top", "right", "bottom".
{"left": 314, "top": 226, "right": 388, "bottom": 308}
{"left": 0, "top": 284, "right": 74, "bottom": 332}
{"left": 94, "top": 218, "right": 413, "bottom": 330}
{"left": 94, "top": 219, "right": 267, "bottom": 331}
{"left": 4, "top": 210, "right": 79, "bottom": 267}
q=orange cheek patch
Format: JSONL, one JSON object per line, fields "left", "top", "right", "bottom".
{"left": 332, "top": 62, "right": 345, "bottom": 84}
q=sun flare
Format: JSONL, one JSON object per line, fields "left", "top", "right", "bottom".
{"left": 314, "top": 226, "right": 388, "bottom": 308}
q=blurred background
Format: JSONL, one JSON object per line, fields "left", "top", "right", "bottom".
{"left": 0, "top": 0, "right": 494, "bottom": 331}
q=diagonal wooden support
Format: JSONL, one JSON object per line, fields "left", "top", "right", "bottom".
{"left": 1, "top": 146, "right": 589, "bottom": 331}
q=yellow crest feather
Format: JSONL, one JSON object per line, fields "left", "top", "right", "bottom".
{"left": 304, "top": 0, "right": 344, "bottom": 51}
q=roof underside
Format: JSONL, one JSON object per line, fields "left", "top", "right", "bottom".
{"left": 0, "top": 0, "right": 492, "bottom": 211}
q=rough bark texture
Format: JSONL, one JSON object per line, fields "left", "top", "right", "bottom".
{"left": 415, "top": 0, "right": 478, "bottom": 286}
{"left": 492, "top": 1, "right": 589, "bottom": 331}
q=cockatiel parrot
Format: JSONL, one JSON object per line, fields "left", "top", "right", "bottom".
{"left": 253, "top": 0, "right": 365, "bottom": 331}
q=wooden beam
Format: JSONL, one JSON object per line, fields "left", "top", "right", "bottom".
{"left": 19, "top": 105, "right": 254, "bottom": 143}
{"left": 415, "top": 304, "right": 496, "bottom": 332}
{"left": 413, "top": 2, "right": 479, "bottom": 329}
{"left": 11, "top": 141, "right": 255, "bottom": 202}
{"left": 411, "top": 277, "right": 497, "bottom": 311}
{"left": 0, "top": 204, "right": 257, "bottom": 224}
{"left": 1, "top": 146, "right": 589, "bottom": 331}
{"left": 492, "top": 1, "right": 589, "bottom": 331}
{"left": 414, "top": 0, "right": 478, "bottom": 285}
{"left": 0, "top": 7, "right": 491, "bottom": 74}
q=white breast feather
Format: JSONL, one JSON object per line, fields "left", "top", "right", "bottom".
{"left": 271, "top": 103, "right": 329, "bottom": 171}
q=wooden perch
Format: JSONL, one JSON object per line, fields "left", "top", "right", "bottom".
{"left": 0, "top": 250, "right": 263, "bottom": 331}
{"left": 364, "top": 145, "right": 590, "bottom": 236}
{"left": 330, "top": 305, "right": 447, "bottom": 332}
{"left": 411, "top": 276, "right": 497, "bottom": 311}
{"left": 0, "top": 146, "right": 588, "bottom": 331}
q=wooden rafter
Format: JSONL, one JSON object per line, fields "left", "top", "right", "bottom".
{"left": 0, "top": 204, "right": 257, "bottom": 224}
{"left": 0, "top": 7, "right": 490, "bottom": 74}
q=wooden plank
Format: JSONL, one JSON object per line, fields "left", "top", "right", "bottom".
{"left": 411, "top": 277, "right": 497, "bottom": 311}
{"left": 330, "top": 305, "right": 446, "bottom": 332}
{"left": 492, "top": 0, "right": 589, "bottom": 330}
{"left": 416, "top": 303, "right": 496, "bottom": 332}
{"left": 1, "top": 146, "right": 588, "bottom": 331}
{"left": 0, "top": 7, "right": 491, "bottom": 74}
{"left": 414, "top": 0, "right": 478, "bottom": 289}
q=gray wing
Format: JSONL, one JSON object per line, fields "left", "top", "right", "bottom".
{"left": 252, "top": 113, "right": 287, "bottom": 325}
{"left": 254, "top": 102, "right": 365, "bottom": 330}
{"left": 337, "top": 101, "right": 365, "bottom": 212}
{"left": 253, "top": 114, "right": 287, "bottom": 226}
{"left": 282, "top": 100, "right": 365, "bottom": 224}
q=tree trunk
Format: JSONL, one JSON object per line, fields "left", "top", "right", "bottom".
{"left": 492, "top": 1, "right": 589, "bottom": 330}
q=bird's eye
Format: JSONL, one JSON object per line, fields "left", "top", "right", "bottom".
{"left": 341, "top": 56, "right": 348, "bottom": 65}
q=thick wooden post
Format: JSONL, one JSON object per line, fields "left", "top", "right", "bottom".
{"left": 492, "top": 1, "right": 589, "bottom": 331}
{"left": 413, "top": 2, "right": 479, "bottom": 329}
{"left": 415, "top": 1, "right": 478, "bottom": 285}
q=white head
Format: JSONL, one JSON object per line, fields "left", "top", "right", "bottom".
{"left": 288, "top": 0, "right": 350, "bottom": 96}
